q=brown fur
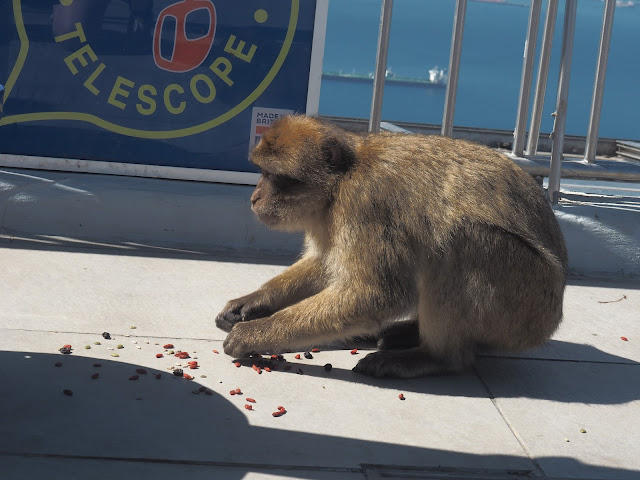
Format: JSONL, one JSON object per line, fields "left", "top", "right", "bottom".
{"left": 216, "top": 115, "right": 568, "bottom": 377}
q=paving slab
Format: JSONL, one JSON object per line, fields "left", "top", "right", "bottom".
{"left": 0, "top": 329, "right": 531, "bottom": 472}
{"left": 0, "top": 455, "right": 364, "bottom": 480}
{"left": 475, "top": 358, "right": 640, "bottom": 480}
{"left": 1, "top": 242, "right": 639, "bottom": 479}
{"left": 0, "top": 243, "right": 288, "bottom": 340}
{"left": 483, "top": 278, "right": 639, "bottom": 364}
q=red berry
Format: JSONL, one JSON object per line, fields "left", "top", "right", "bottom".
{"left": 235, "top": 388, "right": 242, "bottom": 394}
{"left": 230, "top": 390, "right": 237, "bottom": 395}
{"left": 271, "top": 355, "right": 278, "bottom": 359}
{"left": 265, "top": 367, "right": 272, "bottom": 372}
{"left": 621, "top": 336, "right": 628, "bottom": 341}
{"left": 155, "top": 353, "right": 163, "bottom": 358}
{"left": 294, "top": 354, "right": 301, "bottom": 359}
{"left": 246, "top": 398, "right": 256, "bottom": 403}
{"left": 163, "top": 344, "right": 174, "bottom": 349}
{"left": 62, "top": 344, "right": 72, "bottom": 349}
{"left": 234, "top": 362, "right": 241, "bottom": 367}
{"left": 398, "top": 393, "right": 405, "bottom": 400}
{"left": 244, "top": 404, "right": 253, "bottom": 410}
{"left": 350, "top": 349, "right": 358, "bottom": 355}
{"left": 272, "top": 410, "right": 284, "bottom": 417}
{"left": 311, "top": 348, "right": 320, "bottom": 353}
{"left": 183, "top": 373, "right": 194, "bottom": 380}
{"left": 213, "top": 349, "right": 219, "bottom": 354}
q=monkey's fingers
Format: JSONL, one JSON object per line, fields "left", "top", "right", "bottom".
{"left": 215, "top": 311, "right": 243, "bottom": 332}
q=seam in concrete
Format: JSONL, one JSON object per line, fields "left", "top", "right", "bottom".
{"left": 0, "top": 451, "right": 364, "bottom": 474}
{"left": 472, "top": 366, "right": 547, "bottom": 478}
{"left": 478, "top": 354, "right": 639, "bottom": 366}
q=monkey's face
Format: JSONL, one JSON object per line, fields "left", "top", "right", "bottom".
{"left": 248, "top": 116, "right": 351, "bottom": 232}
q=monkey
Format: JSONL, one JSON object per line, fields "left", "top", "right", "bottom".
{"left": 216, "top": 115, "right": 568, "bottom": 378}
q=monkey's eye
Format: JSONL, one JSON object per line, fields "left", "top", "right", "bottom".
{"left": 261, "top": 170, "right": 301, "bottom": 190}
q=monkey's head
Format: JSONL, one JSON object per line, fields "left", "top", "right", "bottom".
{"left": 249, "top": 116, "right": 355, "bottom": 232}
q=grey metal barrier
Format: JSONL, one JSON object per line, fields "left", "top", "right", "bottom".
{"left": 367, "top": 0, "right": 638, "bottom": 204}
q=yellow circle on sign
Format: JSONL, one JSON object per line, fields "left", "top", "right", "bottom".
{"left": 254, "top": 9, "right": 268, "bottom": 23}
{"left": 1, "top": 0, "right": 298, "bottom": 139}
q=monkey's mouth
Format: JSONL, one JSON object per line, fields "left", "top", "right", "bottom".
{"left": 251, "top": 205, "right": 281, "bottom": 228}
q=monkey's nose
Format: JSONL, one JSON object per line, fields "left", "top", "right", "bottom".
{"left": 250, "top": 190, "right": 261, "bottom": 206}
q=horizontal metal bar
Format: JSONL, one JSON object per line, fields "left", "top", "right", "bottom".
{"left": 323, "top": 116, "right": 621, "bottom": 156}
{"left": 507, "top": 153, "right": 640, "bottom": 183}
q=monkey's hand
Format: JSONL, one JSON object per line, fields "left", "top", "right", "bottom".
{"left": 215, "top": 292, "right": 274, "bottom": 332}
{"left": 223, "top": 317, "right": 281, "bottom": 357}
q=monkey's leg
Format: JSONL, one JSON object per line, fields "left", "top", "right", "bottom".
{"left": 376, "top": 319, "right": 420, "bottom": 350}
{"left": 215, "top": 257, "right": 326, "bottom": 332}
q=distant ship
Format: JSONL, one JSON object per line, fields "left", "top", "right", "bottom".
{"left": 322, "top": 66, "right": 448, "bottom": 88}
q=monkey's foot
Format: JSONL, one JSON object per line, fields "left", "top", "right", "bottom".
{"left": 352, "top": 349, "right": 468, "bottom": 378}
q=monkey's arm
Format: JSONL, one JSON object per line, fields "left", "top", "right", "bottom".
{"left": 222, "top": 285, "right": 390, "bottom": 356}
{"left": 215, "top": 256, "right": 326, "bottom": 332}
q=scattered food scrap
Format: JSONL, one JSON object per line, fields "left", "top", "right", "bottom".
{"left": 350, "top": 348, "right": 358, "bottom": 355}
{"left": 272, "top": 406, "right": 286, "bottom": 417}
{"left": 398, "top": 393, "right": 405, "bottom": 400}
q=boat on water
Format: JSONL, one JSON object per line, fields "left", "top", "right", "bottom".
{"left": 322, "top": 66, "right": 448, "bottom": 88}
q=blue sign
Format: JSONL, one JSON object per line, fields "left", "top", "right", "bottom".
{"left": 0, "top": 0, "right": 324, "bottom": 181}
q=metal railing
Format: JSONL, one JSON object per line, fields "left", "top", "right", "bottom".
{"left": 367, "top": 0, "right": 638, "bottom": 204}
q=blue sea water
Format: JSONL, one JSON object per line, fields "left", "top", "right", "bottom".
{"left": 318, "top": 0, "right": 640, "bottom": 140}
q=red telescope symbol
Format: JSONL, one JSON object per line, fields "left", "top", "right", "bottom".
{"left": 153, "top": 0, "right": 216, "bottom": 73}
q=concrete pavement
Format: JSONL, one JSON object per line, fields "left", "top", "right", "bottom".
{"left": 0, "top": 241, "right": 638, "bottom": 479}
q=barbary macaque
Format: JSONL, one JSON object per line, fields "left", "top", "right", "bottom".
{"left": 216, "top": 115, "right": 567, "bottom": 377}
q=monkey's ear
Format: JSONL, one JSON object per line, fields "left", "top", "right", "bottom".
{"left": 323, "top": 137, "right": 354, "bottom": 173}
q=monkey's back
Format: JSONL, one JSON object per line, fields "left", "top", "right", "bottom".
{"left": 344, "top": 132, "right": 567, "bottom": 273}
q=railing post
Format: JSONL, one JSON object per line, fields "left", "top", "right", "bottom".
{"left": 441, "top": 0, "right": 467, "bottom": 137}
{"left": 368, "top": 0, "right": 394, "bottom": 133}
{"left": 512, "top": 0, "right": 542, "bottom": 157}
{"left": 548, "top": 0, "right": 577, "bottom": 205}
{"left": 526, "top": 0, "right": 559, "bottom": 156}
{"left": 584, "top": 0, "right": 616, "bottom": 163}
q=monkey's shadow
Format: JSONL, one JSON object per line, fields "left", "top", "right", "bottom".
{"left": 3, "top": 349, "right": 639, "bottom": 480}
{"left": 264, "top": 340, "right": 639, "bottom": 405}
